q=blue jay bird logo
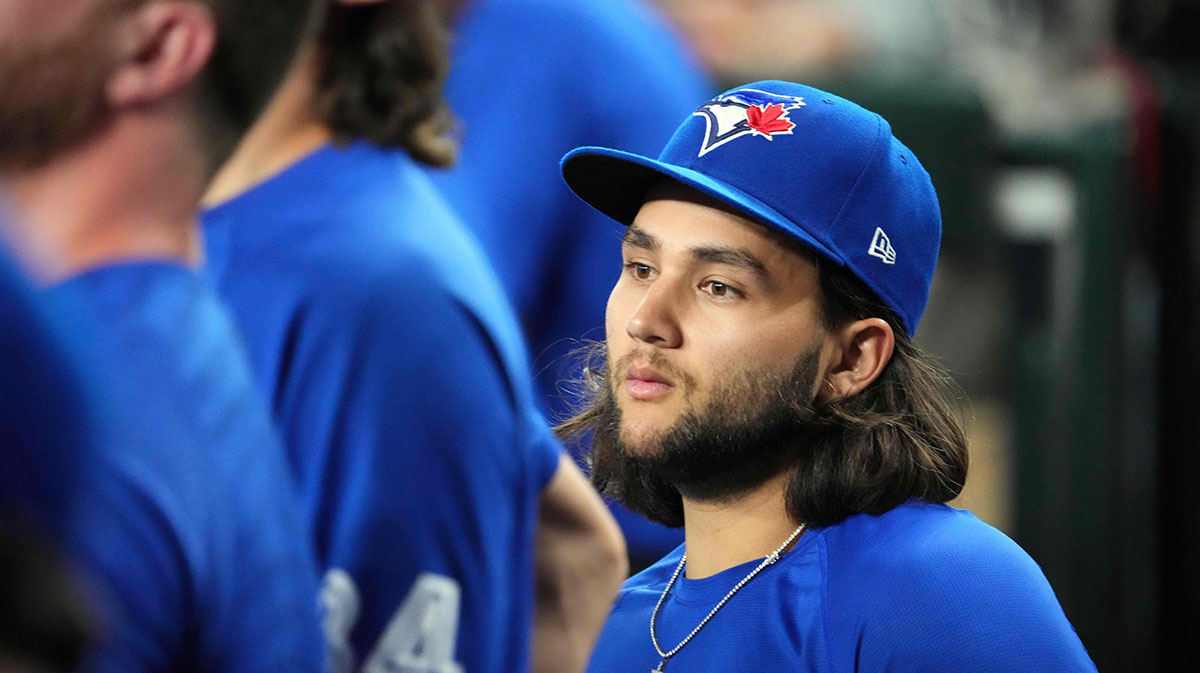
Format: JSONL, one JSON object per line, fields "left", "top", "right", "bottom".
{"left": 693, "top": 89, "right": 807, "bottom": 157}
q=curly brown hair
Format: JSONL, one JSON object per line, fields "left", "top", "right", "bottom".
{"left": 314, "top": 0, "right": 457, "bottom": 167}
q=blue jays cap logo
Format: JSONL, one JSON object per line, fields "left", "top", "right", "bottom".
{"left": 693, "top": 88, "right": 807, "bottom": 157}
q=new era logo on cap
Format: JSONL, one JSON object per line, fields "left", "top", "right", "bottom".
{"left": 868, "top": 228, "right": 896, "bottom": 265}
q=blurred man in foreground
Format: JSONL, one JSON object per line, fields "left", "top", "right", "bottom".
{"left": 202, "top": 2, "right": 625, "bottom": 672}
{"left": 0, "top": 2, "right": 327, "bottom": 670}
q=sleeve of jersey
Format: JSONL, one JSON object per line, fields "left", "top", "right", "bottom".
{"left": 822, "top": 512, "right": 1098, "bottom": 673}
{"left": 523, "top": 402, "right": 567, "bottom": 489}
{"left": 276, "top": 263, "right": 561, "bottom": 656}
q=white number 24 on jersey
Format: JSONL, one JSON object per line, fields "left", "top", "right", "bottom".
{"left": 320, "top": 568, "right": 464, "bottom": 673}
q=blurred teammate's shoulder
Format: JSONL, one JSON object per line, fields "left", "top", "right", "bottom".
{"left": 38, "top": 260, "right": 327, "bottom": 673}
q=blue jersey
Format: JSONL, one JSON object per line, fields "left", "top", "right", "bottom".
{"left": 428, "top": 0, "right": 714, "bottom": 566}
{"left": 44, "top": 262, "right": 327, "bottom": 673}
{"left": 0, "top": 245, "right": 91, "bottom": 536}
{"left": 201, "top": 141, "right": 563, "bottom": 673}
{"left": 590, "top": 502, "right": 1096, "bottom": 673}
{"left": 0, "top": 238, "right": 99, "bottom": 671}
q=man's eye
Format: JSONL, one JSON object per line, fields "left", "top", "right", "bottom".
{"left": 628, "top": 263, "right": 652, "bottom": 280}
{"left": 702, "top": 280, "right": 740, "bottom": 298}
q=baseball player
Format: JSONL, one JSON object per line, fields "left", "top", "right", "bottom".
{"left": 201, "top": 2, "right": 625, "bottom": 672}
{"left": 557, "top": 80, "right": 1098, "bottom": 671}
{"left": 0, "top": 2, "right": 327, "bottom": 671}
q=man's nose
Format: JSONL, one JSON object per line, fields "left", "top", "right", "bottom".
{"left": 625, "top": 280, "right": 683, "bottom": 348}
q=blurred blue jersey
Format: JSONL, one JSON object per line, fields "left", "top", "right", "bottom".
{"left": 428, "top": 0, "right": 715, "bottom": 566}
{"left": 0, "top": 246, "right": 91, "bottom": 535}
{"left": 202, "top": 141, "right": 562, "bottom": 673}
{"left": 45, "top": 262, "right": 327, "bottom": 673}
{"left": 590, "top": 502, "right": 1097, "bottom": 672}
{"left": 0, "top": 239, "right": 98, "bottom": 671}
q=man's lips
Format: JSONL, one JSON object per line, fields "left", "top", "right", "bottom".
{"left": 625, "top": 365, "right": 673, "bottom": 400}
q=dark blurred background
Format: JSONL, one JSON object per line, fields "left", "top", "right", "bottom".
{"left": 649, "top": 0, "right": 1199, "bottom": 670}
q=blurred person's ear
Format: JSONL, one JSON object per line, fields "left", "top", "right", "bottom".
{"left": 105, "top": 1, "right": 216, "bottom": 108}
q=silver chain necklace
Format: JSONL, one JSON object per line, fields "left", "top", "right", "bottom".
{"left": 649, "top": 523, "right": 806, "bottom": 672}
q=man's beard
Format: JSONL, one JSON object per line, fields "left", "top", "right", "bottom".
{"left": 0, "top": 7, "right": 121, "bottom": 171}
{"left": 589, "top": 346, "right": 822, "bottom": 525}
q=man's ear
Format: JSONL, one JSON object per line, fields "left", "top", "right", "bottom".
{"left": 819, "top": 318, "right": 894, "bottom": 401}
{"left": 105, "top": 1, "right": 216, "bottom": 109}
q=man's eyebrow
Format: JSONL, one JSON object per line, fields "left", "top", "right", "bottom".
{"left": 622, "top": 226, "right": 659, "bottom": 251}
{"left": 691, "top": 246, "right": 769, "bottom": 280}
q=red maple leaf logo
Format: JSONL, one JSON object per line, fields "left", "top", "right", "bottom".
{"left": 745, "top": 103, "right": 795, "bottom": 137}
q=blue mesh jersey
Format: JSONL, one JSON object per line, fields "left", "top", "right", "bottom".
{"left": 590, "top": 502, "right": 1097, "bottom": 673}
{"left": 201, "top": 141, "right": 563, "bottom": 673}
{"left": 44, "top": 262, "right": 327, "bottom": 673}
{"left": 427, "top": 0, "right": 714, "bottom": 568}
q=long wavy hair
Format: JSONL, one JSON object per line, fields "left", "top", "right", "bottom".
{"left": 556, "top": 260, "right": 970, "bottom": 528}
{"left": 314, "top": 0, "right": 457, "bottom": 167}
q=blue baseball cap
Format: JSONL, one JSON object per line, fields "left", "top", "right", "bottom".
{"left": 560, "top": 80, "right": 942, "bottom": 336}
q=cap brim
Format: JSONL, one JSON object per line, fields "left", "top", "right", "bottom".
{"left": 561, "top": 146, "right": 846, "bottom": 266}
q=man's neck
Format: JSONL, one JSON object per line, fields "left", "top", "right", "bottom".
{"left": 4, "top": 111, "right": 207, "bottom": 283}
{"left": 203, "top": 46, "right": 330, "bottom": 208}
{"left": 680, "top": 470, "right": 801, "bottom": 579}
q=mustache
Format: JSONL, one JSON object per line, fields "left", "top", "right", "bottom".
{"left": 609, "top": 349, "right": 698, "bottom": 391}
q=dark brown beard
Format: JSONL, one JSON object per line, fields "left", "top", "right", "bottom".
{"left": 589, "top": 345, "right": 822, "bottom": 526}
{"left": 0, "top": 6, "right": 123, "bottom": 171}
